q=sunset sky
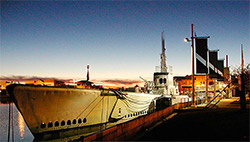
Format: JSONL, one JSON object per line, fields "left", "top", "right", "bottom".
{"left": 1, "top": 1, "right": 249, "bottom": 86}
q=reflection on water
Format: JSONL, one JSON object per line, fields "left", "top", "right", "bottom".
{"left": 0, "top": 103, "right": 34, "bottom": 141}
{"left": 18, "top": 111, "right": 25, "bottom": 140}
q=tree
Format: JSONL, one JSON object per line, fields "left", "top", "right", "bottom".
{"left": 231, "top": 63, "right": 250, "bottom": 91}
{"left": 230, "top": 63, "right": 250, "bottom": 111}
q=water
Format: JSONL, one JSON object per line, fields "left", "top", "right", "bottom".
{"left": 0, "top": 102, "right": 130, "bottom": 141}
{"left": 0, "top": 103, "right": 34, "bottom": 141}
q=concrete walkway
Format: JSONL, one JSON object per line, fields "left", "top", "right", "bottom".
{"left": 137, "top": 98, "right": 249, "bottom": 141}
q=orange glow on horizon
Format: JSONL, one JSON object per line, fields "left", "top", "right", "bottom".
{"left": 0, "top": 77, "right": 146, "bottom": 90}
{"left": 93, "top": 79, "right": 145, "bottom": 89}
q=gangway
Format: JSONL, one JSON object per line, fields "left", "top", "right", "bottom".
{"left": 204, "top": 82, "right": 231, "bottom": 109}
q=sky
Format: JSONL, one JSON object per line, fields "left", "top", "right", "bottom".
{"left": 1, "top": 0, "right": 249, "bottom": 86}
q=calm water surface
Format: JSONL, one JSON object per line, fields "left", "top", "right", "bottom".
{"left": 0, "top": 103, "right": 127, "bottom": 141}
{"left": 0, "top": 103, "right": 34, "bottom": 141}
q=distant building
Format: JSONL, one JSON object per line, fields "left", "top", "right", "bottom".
{"left": 76, "top": 80, "right": 94, "bottom": 89}
{"left": 24, "top": 79, "right": 56, "bottom": 86}
{"left": 0, "top": 81, "right": 11, "bottom": 90}
{"left": 0, "top": 80, "right": 24, "bottom": 90}
{"left": 174, "top": 75, "right": 228, "bottom": 98}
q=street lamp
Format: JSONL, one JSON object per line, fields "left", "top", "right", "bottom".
{"left": 184, "top": 38, "right": 190, "bottom": 42}
{"left": 184, "top": 24, "right": 196, "bottom": 107}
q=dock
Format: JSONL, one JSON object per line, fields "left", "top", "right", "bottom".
{"left": 74, "top": 97, "right": 249, "bottom": 141}
{"left": 138, "top": 97, "right": 249, "bottom": 141}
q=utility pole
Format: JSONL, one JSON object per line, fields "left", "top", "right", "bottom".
{"left": 184, "top": 24, "right": 196, "bottom": 106}
{"left": 191, "top": 24, "right": 196, "bottom": 107}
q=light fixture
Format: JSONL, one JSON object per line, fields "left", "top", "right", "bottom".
{"left": 184, "top": 38, "right": 190, "bottom": 42}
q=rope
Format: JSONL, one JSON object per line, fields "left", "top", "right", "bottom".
{"left": 105, "top": 96, "right": 109, "bottom": 129}
{"left": 75, "top": 96, "right": 106, "bottom": 127}
{"left": 75, "top": 95, "right": 99, "bottom": 120}
{"left": 85, "top": 96, "right": 105, "bottom": 118}
{"left": 100, "top": 96, "right": 103, "bottom": 130}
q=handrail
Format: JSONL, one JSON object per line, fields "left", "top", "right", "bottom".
{"left": 204, "top": 82, "right": 231, "bottom": 109}
{"left": 210, "top": 97, "right": 224, "bottom": 109}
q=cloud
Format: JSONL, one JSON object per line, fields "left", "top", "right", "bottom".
{"left": 0, "top": 75, "right": 67, "bottom": 82}
{"left": 0, "top": 75, "right": 145, "bottom": 88}
{"left": 92, "top": 79, "right": 144, "bottom": 88}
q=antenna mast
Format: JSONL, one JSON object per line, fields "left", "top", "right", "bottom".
{"left": 161, "top": 32, "right": 167, "bottom": 73}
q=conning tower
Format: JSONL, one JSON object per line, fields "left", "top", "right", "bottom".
{"left": 153, "top": 32, "right": 169, "bottom": 95}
